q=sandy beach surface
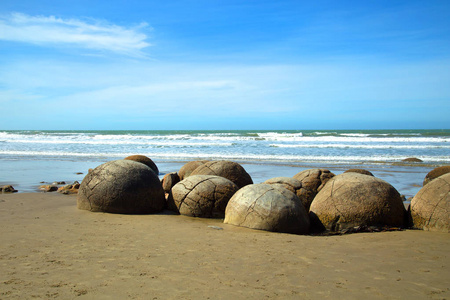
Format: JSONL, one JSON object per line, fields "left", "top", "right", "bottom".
{"left": 1, "top": 193, "right": 448, "bottom": 299}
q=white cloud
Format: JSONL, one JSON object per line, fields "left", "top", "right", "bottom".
{"left": 0, "top": 12, "right": 151, "bottom": 57}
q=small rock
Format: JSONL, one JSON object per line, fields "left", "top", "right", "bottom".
{"left": 39, "top": 185, "right": 58, "bottom": 192}
{"left": 402, "top": 157, "right": 423, "bottom": 163}
{"left": 1, "top": 185, "right": 18, "bottom": 193}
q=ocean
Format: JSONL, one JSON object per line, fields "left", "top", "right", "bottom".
{"left": 1, "top": 129, "right": 448, "bottom": 197}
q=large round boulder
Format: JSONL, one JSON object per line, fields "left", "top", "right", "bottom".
{"left": 224, "top": 184, "right": 310, "bottom": 234}
{"left": 169, "top": 175, "right": 239, "bottom": 218}
{"left": 190, "top": 160, "right": 253, "bottom": 189}
{"left": 77, "top": 160, "right": 165, "bottom": 214}
{"left": 178, "top": 160, "right": 208, "bottom": 180}
{"left": 423, "top": 166, "right": 450, "bottom": 186}
{"left": 292, "top": 169, "right": 335, "bottom": 211}
{"left": 411, "top": 173, "right": 449, "bottom": 232}
{"left": 124, "top": 155, "right": 159, "bottom": 175}
{"left": 309, "top": 173, "right": 405, "bottom": 232}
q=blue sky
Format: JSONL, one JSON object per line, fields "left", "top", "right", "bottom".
{"left": 0, "top": 0, "right": 449, "bottom": 130}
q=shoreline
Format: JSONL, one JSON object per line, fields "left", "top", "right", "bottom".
{"left": 0, "top": 192, "right": 448, "bottom": 299}
{"left": 0, "top": 158, "right": 437, "bottom": 199}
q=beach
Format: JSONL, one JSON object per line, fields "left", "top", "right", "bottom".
{"left": 0, "top": 192, "right": 449, "bottom": 299}
{"left": 1, "top": 129, "right": 449, "bottom": 298}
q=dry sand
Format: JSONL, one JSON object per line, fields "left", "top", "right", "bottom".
{"left": 0, "top": 193, "right": 448, "bottom": 299}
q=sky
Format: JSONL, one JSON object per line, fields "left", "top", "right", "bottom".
{"left": 0, "top": 0, "right": 449, "bottom": 130}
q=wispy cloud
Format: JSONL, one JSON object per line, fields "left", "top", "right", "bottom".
{"left": 0, "top": 12, "right": 151, "bottom": 57}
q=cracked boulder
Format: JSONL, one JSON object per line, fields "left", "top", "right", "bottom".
{"left": 292, "top": 169, "right": 335, "bottom": 211}
{"left": 190, "top": 160, "right": 253, "bottom": 189}
{"left": 411, "top": 173, "right": 449, "bottom": 232}
{"left": 263, "top": 177, "right": 311, "bottom": 211}
{"left": 169, "top": 175, "right": 239, "bottom": 218}
{"left": 124, "top": 155, "right": 159, "bottom": 175}
{"left": 423, "top": 166, "right": 450, "bottom": 186}
{"left": 77, "top": 160, "right": 165, "bottom": 214}
{"left": 309, "top": 173, "right": 405, "bottom": 232}
{"left": 224, "top": 184, "right": 310, "bottom": 234}
{"left": 178, "top": 160, "right": 209, "bottom": 180}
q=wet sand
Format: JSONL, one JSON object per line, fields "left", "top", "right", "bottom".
{"left": 1, "top": 193, "right": 448, "bottom": 299}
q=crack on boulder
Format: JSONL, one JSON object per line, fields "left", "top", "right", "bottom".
{"left": 176, "top": 177, "right": 214, "bottom": 210}
{"left": 239, "top": 187, "right": 272, "bottom": 226}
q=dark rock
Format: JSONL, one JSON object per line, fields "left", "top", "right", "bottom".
{"left": 402, "top": 157, "right": 423, "bottom": 162}
{"left": 39, "top": 185, "right": 58, "bottom": 192}
{"left": 161, "top": 172, "right": 180, "bottom": 193}
{"left": 169, "top": 175, "right": 239, "bottom": 218}
{"left": 190, "top": 160, "right": 253, "bottom": 189}
{"left": 411, "top": 173, "right": 449, "bottom": 232}
{"left": 224, "top": 184, "right": 310, "bottom": 234}
{"left": 77, "top": 160, "right": 165, "bottom": 214}
{"left": 58, "top": 181, "right": 81, "bottom": 195}
{"left": 1, "top": 185, "right": 18, "bottom": 193}
{"left": 423, "top": 166, "right": 450, "bottom": 186}
{"left": 309, "top": 173, "right": 405, "bottom": 232}
{"left": 124, "top": 155, "right": 159, "bottom": 175}
{"left": 178, "top": 160, "right": 208, "bottom": 180}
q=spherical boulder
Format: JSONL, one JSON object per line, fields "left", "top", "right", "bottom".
{"left": 292, "top": 169, "right": 335, "bottom": 211}
{"left": 169, "top": 175, "right": 239, "bottom": 218}
{"left": 224, "top": 184, "right": 310, "bottom": 234}
{"left": 178, "top": 160, "right": 208, "bottom": 180}
{"left": 411, "top": 173, "right": 449, "bottom": 232}
{"left": 309, "top": 173, "right": 405, "bottom": 232}
{"left": 191, "top": 160, "right": 253, "bottom": 189}
{"left": 344, "top": 169, "right": 374, "bottom": 177}
{"left": 423, "top": 166, "right": 450, "bottom": 186}
{"left": 77, "top": 160, "right": 165, "bottom": 214}
{"left": 124, "top": 155, "right": 159, "bottom": 175}
{"left": 161, "top": 172, "right": 180, "bottom": 193}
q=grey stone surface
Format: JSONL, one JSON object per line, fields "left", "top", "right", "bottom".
{"left": 263, "top": 177, "right": 311, "bottom": 211}
{"left": 411, "top": 173, "right": 449, "bottom": 232}
{"left": 169, "top": 175, "right": 239, "bottom": 218}
{"left": 77, "top": 160, "right": 165, "bottom": 214}
{"left": 224, "top": 184, "right": 310, "bottom": 234}
{"left": 309, "top": 173, "right": 405, "bottom": 232}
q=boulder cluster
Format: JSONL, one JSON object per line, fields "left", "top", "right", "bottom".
{"left": 75, "top": 156, "right": 449, "bottom": 235}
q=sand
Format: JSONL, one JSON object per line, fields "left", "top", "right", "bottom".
{"left": 0, "top": 193, "right": 448, "bottom": 299}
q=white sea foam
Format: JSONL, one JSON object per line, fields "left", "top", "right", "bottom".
{"left": 1, "top": 150, "right": 448, "bottom": 163}
{"left": 270, "top": 144, "right": 450, "bottom": 149}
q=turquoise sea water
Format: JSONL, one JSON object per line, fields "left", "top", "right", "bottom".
{"left": 0, "top": 129, "right": 448, "bottom": 196}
